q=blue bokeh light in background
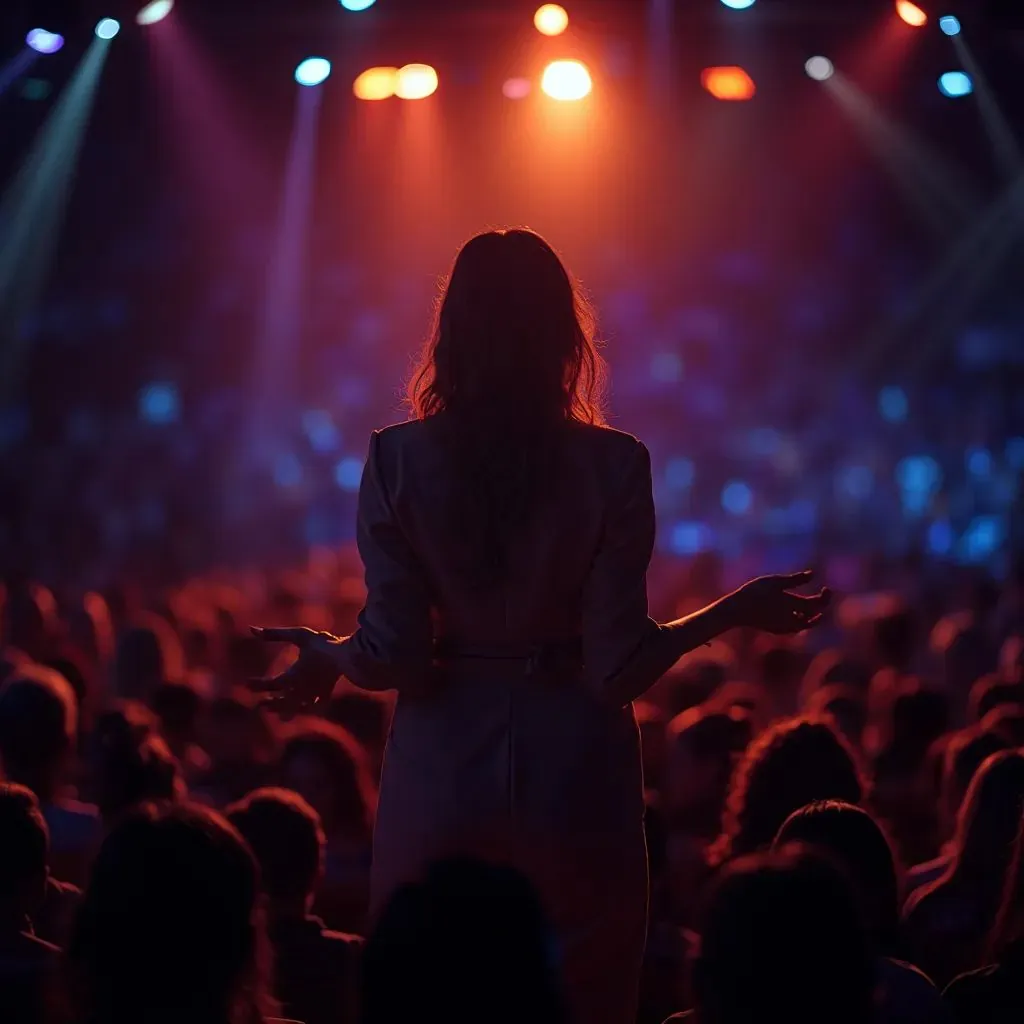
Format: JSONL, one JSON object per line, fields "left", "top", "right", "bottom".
{"left": 721, "top": 480, "right": 753, "bottom": 515}
{"left": 965, "top": 447, "right": 993, "bottom": 477}
{"left": 274, "top": 453, "right": 303, "bottom": 488}
{"left": 340, "top": 0, "right": 377, "bottom": 9}
{"left": 939, "top": 15, "right": 962, "bottom": 36}
{"left": 927, "top": 519, "right": 954, "bottom": 557}
{"left": 665, "top": 457, "right": 695, "bottom": 490}
{"left": 302, "top": 410, "right": 341, "bottom": 453}
{"left": 95, "top": 18, "right": 120, "bottom": 39}
{"left": 138, "top": 382, "right": 179, "bottom": 425}
{"left": 295, "top": 58, "right": 332, "bottom": 87}
{"left": 650, "top": 352, "right": 684, "bottom": 382}
{"left": 958, "top": 516, "right": 1004, "bottom": 564}
{"left": 670, "top": 521, "right": 713, "bottom": 555}
{"left": 938, "top": 71, "right": 973, "bottom": 98}
{"left": 26, "top": 29, "right": 64, "bottom": 54}
{"left": 719, "top": 0, "right": 756, "bottom": 8}
{"left": 334, "top": 457, "right": 364, "bottom": 492}
{"left": 878, "top": 385, "right": 909, "bottom": 423}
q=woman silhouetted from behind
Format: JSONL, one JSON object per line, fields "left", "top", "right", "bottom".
{"left": 253, "top": 228, "right": 831, "bottom": 1024}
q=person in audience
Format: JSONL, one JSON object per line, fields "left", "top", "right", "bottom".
{"left": 150, "top": 678, "right": 212, "bottom": 781}
{"left": 799, "top": 649, "right": 872, "bottom": 708}
{"left": 774, "top": 801, "right": 952, "bottom": 1023}
{"left": 250, "top": 228, "right": 831, "bottom": 1024}
{"left": 667, "top": 845, "right": 875, "bottom": 1024}
{"left": 362, "top": 857, "right": 567, "bottom": 1024}
{"left": 112, "top": 612, "right": 186, "bottom": 701}
{"left": 981, "top": 704, "right": 1024, "bottom": 747}
{"left": 969, "top": 673, "right": 1024, "bottom": 724}
{"left": 806, "top": 683, "right": 868, "bottom": 750}
{"left": 707, "top": 716, "right": 865, "bottom": 868}
{"left": 903, "top": 750, "right": 1024, "bottom": 987}
{"left": 65, "top": 801, "right": 277, "bottom": 1024}
{"left": 228, "top": 787, "right": 362, "bottom": 1024}
{"left": 324, "top": 689, "right": 392, "bottom": 781}
{"left": 664, "top": 705, "right": 752, "bottom": 924}
{"left": 0, "top": 665, "right": 100, "bottom": 885}
{"left": 906, "top": 727, "right": 1009, "bottom": 894}
{"left": 0, "top": 783, "right": 60, "bottom": 1024}
{"left": 943, "top": 816, "right": 1024, "bottom": 1024}
{"left": 281, "top": 719, "right": 376, "bottom": 933}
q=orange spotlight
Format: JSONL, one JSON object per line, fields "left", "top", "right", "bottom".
{"left": 395, "top": 63, "right": 438, "bottom": 100}
{"left": 700, "top": 66, "right": 756, "bottom": 101}
{"left": 895, "top": 1, "right": 928, "bottom": 26}
{"left": 541, "top": 59, "right": 591, "bottom": 101}
{"left": 353, "top": 66, "right": 398, "bottom": 100}
{"left": 534, "top": 4, "right": 569, "bottom": 36}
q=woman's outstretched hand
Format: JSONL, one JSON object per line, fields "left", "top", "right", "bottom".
{"left": 727, "top": 570, "right": 831, "bottom": 635}
{"left": 249, "top": 626, "right": 346, "bottom": 715}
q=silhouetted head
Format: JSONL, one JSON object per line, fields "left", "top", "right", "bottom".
{"left": 951, "top": 750, "right": 1024, "bottom": 882}
{"left": 0, "top": 665, "right": 78, "bottom": 802}
{"left": 709, "top": 717, "right": 866, "bottom": 866}
{"left": 151, "top": 678, "right": 205, "bottom": 746}
{"left": 113, "top": 613, "right": 185, "bottom": 700}
{"left": 0, "top": 782, "right": 49, "bottom": 925}
{"left": 227, "top": 787, "right": 325, "bottom": 915}
{"left": 363, "top": 857, "right": 566, "bottom": 1024}
{"left": 806, "top": 684, "right": 867, "bottom": 749}
{"left": 282, "top": 719, "right": 375, "bottom": 841}
{"left": 774, "top": 800, "right": 900, "bottom": 954}
{"left": 409, "top": 229, "right": 604, "bottom": 427}
{"left": 692, "top": 846, "right": 874, "bottom": 1024}
{"left": 68, "top": 802, "right": 271, "bottom": 1024}
{"left": 941, "top": 727, "right": 1008, "bottom": 832}
{"left": 969, "top": 673, "right": 1024, "bottom": 723}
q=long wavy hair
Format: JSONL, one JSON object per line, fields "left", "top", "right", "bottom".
{"left": 408, "top": 229, "right": 605, "bottom": 587}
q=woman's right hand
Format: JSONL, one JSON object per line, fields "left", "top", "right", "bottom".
{"left": 249, "top": 626, "right": 346, "bottom": 715}
{"left": 727, "top": 570, "right": 831, "bottom": 635}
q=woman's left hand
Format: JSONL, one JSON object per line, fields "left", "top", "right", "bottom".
{"left": 249, "top": 626, "right": 346, "bottom": 715}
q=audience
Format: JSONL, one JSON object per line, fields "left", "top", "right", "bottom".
{"left": 0, "top": 665, "right": 100, "bottom": 885}
{"left": 903, "top": 750, "right": 1024, "bottom": 987}
{"left": 0, "top": 783, "right": 60, "bottom": 1024}
{"left": 362, "top": 857, "right": 567, "bottom": 1024}
{"left": 65, "top": 801, "right": 276, "bottom": 1024}
{"left": 228, "top": 787, "right": 362, "bottom": 1024}
{"left": 672, "top": 846, "right": 875, "bottom": 1024}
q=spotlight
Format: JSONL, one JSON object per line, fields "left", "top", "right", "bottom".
{"left": 938, "top": 71, "right": 973, "bottom": 97}
{"left": 896, "top": 1, "right": 928, "bottom": 27}
{"left": 701, "top": 66, "right": 756, "bottom": 101}
{"left": 541, "top": 59, "right": 592, "bottom": 101}
{"left": 353, "top": 66, "right": 398, "bottom": 100}
{"left": 95, "top": 18, "right": 121, "bottom": 39}
{"left": 719, "top": 0, "right": 757, "bottom": 7}
{"left": 939, "top": 15, "right": 961, "bottom": 35}
{"left": 395, "top": 64, "right": 438, "bottom": 100}
{"left": 25, "top": 29, "right": 64, "bottom": 54}
{"left": 534, "top": 4, "right": 569, "bottom": 36}
{"left": 295, "top": 57, "right": 331, "bottom": 87}
{"left": 805, "top": 56, "right": 834, "bottom": 81}
{"left": 502, "top": 77, "right": 532, "bottom": 99}
{"left": 136, "top": 0, "right": 174, "bottom": 24}
{"left": 340, "top": 0, "right": 376, "bottom": 9}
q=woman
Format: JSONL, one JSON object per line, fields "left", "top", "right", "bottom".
{"left": 253, "top": 228, "right": 830, "bottom": 1024}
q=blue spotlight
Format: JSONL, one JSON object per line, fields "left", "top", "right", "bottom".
{"left": 95, "top": 18, "right": 121, "bottom": 39}
{"left": 26, "top": 29, "right": 64, "bottom": 54}
{"left": 340, "top": 0, "right": 377, "bottom": 9}
{"left": 938, "top": 71, "right": 973, "bottom": 97}
{"left": 939, "top": 15, "right": 961, "bottom": 36}
{"left": 295, "top": 57, "right": 332, "bottom": 87}
{"left": 719, "top": 0, "right": 756, "bottom": 8}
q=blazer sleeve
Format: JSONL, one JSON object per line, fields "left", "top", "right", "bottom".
{"left": 581, "top": 440, "right": 662, "bottom": 706}
{"left": 336, "top": 431, "right": 435, "bottom": 694}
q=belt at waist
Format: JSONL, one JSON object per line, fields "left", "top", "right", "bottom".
{"left": 434, "top": 638, "right": 583, "bottom": 675}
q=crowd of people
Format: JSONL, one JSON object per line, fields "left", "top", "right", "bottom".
{"left": 0, "top": 549, "right": 1022, "bottom": 1023}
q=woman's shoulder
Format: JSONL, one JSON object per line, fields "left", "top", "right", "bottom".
{"left": 566, "top": 421, "right": 648, "bottom": 457}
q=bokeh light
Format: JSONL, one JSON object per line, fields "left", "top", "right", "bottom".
{"left": 719, "top": 0, "right": 757, "bottom": 8}
{"left": 353, "top": 66, "right": 399, "bottom": 100}
{"left": 395, "top": 64, "right": 439, "bottom": 100}
{"left": 721, "top": 480, "right": 753, "bottom": 516}
{"left": 541, "top": 60, "right": 592, "bottom": 101}
{"left": 896, "top": 1, "right": 928, "bottom": 27}
{"left": 295, "top": 57, "right": 332, "bottom": 87}
{"left": 334, "top": 457, "right": 364, "bottom": 492}
{"left": 502, "top": 77, "right": 532, "bottom": 100}
{"left": 340, "top": 0, "right": 376, "bottom": 10}
{"left": 136, "top": 0, "right": 174, "bottom": 25}
{"left": 701, "top": 66, "right": 756, "bottom": 101}
{"left": 939, "top": 71, "right": 973, "bottom": 97}
{"left": 878, "top": 385, "right": 909, "bottom": 423}
{"left": 138, "top": 382, "right": 179, "bottom": 425}
{"left": 95, "top": 18, "right": 121, "bottom": 40}
{"left": 939, "top": 15, "right": 962, "bottom": 35}
{"left": 534, "top": 4, "right": 569, "bottom": 36}
{"left": 805, "top": 56, "right": 834, "bottom": 81}
{"left": 26, "top": 29, "right": 64, "bottom": 54}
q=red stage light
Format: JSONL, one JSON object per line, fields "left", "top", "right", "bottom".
{"left": 895, "top": 1, "right": 928, "bottom": 27}
{"left": 700, "top": 66, "right": 756, "bottom": 101}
